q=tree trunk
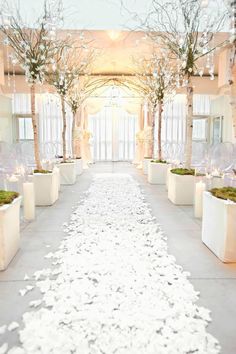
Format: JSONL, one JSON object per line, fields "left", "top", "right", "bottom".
{"left": 158, "top": 102, "right": 163, "bottom": 161}
{"left": 71, "top": 112, "right": 76, "bottom": 158}
{"left": 30, "top": 84, "right": 42, "bottom": 170}
{"left": 150, "top": 108, "right": 156, "bottom": 158}
{"left": 61, "top": 95, "right": 67, "bottom": 162}
{"left": 230, "top": 60, "right": 236, "bottom": 139}
{"left": 185, "top": 78, "right": 194, "bottom": 169}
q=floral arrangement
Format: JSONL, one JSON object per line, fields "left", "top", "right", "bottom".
{"left": 136, "top": 130, "right": 145, "bottom": 143}
{"left": 83, "top": 131, "right": 92, "bottom": 140}
{"left": 144, "top": 126, "right": 153, "bottom": 141}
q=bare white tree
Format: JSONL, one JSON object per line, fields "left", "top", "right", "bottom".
{"left": 0, "top": 0, "right": 64, "bottom": 170}
{"left": 138, "top": 0, "right": 227, "bottom": 168}
{"left": 131, "top": 53, "right": 176, "bottom": 160}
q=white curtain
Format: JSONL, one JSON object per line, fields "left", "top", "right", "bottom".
{"left": 88, "top": 106, "right": 138, "bottom": 161}
{"left": 12, "top": 93, "right": 211, "bottom": 161}
{"left": 152, "top": 94, "right": 211, "bottom": 160}
{"left": 12, "top": 93, "right": 73, "bottom": 155}
{"left": 162, "top": 94, "right": 210, "bottom": 144}
{"left": 154, "top": 94, "right": 211, "bottom": 145}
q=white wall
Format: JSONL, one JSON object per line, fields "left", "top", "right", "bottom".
{"left": 0, "top": 95, "right": 13, "bottom": 144}
{"left": 210, "top": 95, "right": 235, "bottom": 143}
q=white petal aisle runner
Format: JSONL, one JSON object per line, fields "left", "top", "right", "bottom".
{"left": 4, "top": 174, "right": 220, "bottom": 354}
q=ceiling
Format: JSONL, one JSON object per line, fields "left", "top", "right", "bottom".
{"left": 6, "top": 0, "right": 153, "bottom": 30}
{"left": 0, "top": 1, "right": 230, "bottom": 90}
{"left": 5, "top": 0, "right": 229, "bottom": 31}
{"left": 0, "top": 29, "right": 229, "bottom": 77}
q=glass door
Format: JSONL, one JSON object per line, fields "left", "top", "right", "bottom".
{"left": 88, "top": 106, "right": 137, "bottom": 162}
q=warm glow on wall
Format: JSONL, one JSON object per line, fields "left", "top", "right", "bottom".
{"left": 107, "top": 30, "right": 121, "bottom": 41}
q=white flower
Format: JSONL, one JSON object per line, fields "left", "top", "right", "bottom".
{"left": 0, "top": 325, "right": 6, "bottom": 335}
{"left": 0, "top": 343, "right": 8, "bottom": 354}
{"left": 2, "top": 175, "right": 220, "bottom": 353}
{"left": 8, "top": 322, "right": 19, "bottom": 332}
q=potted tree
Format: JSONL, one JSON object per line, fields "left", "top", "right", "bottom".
{"left": 47, "top": 45, "right": 88, "bottom": 185}
{"left": 67, "top": 75, "right": 104, "bottom": 175}
{"left": 0, "top": 0, "right": 63, "bottom": 205}
{"left": 132, "top": 54, "right": 175, "bottom": 179}
{"left": 144, "top": 0, "right": 227, "bottom": 202}
{"left": 0, "top": 191, "right": 22, "bottom": 270}
{"left": 202, "top": 187, "right": 236, "bottom": 262}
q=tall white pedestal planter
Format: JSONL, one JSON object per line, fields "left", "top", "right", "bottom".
{"left": 41, "top": 160, "right": 54, "bottom": 171}
{"left": 30, "top": 170, "right": 58, "bottom": 206}
{"left": 0, "top": 196, "right": 22, "bottom": 271}
{"left": 143, "top": 158, "right": 152, "bottom": 175}
{"left": 75, "top": 159, "right": 83, "bottom": 176}
{"left": 202, "top": 192, "right": 236, "bottom": 262}
{"left": 58, "top": 162, "right": 76, "bottom": 185}
{"left": 168, "top": 172, "right": 195, "bottom": 205}
{"left": 166, "top": 167, "right": 172, "bottom": 191}
{"left": 148, "top": 162, "right": 169, "bottom": 185}
{"left": 23, "top": 182, "right": 35, "bottom": 221}
{"left": 53, "top": 166, "right": 60, "bottom": 198}
{"left": 83, "top": 160, "right": 89, "bottom": 170}
{"left": 194, "top": 181, "right": 206, "bottom": 218}
{"left": 211, "top": 176, "right": 224, "bottom": 189}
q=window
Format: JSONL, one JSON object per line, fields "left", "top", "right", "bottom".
{"left": 15, "top": 115, "right": 34, "bottom": 141}
{"left": 212, "top": 116, "right": 223, "bottom": 144}
{"left": 192, "top": 117, "right": 209, "bottom": 142}
{"left": 88, "top": 106, "right": 138, "bottom": 162}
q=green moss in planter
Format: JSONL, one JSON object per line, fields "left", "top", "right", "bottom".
{"left": 171, "top": 168, "right": 195, "bottom": 176}
{"left": 210, "top": 187, "right": 236, "bottom": 203}
{"left": 151, "top": 159, "right": 167, "bottom": 164}
{"left": 60, "top": 160, "right": 74, "bottom": 164}
{"left": 34, "top": 169, "right": 52, "bottom": 174}
{"left": 0, "top": 190, "right": 19, "bottom": 206}
{"left": 144, "top": 157, "right": 152, "bottom": 159}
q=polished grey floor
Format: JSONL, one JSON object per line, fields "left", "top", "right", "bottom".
{"left": 0, "top": 162, "right": 236, "bottom": 353}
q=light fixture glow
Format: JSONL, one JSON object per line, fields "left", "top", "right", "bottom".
{"left": 108, "top": 30, "right": 120, "bottom": 41}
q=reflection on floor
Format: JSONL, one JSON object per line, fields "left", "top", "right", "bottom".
{"left": 0, "top": 162, "right": 236, "bottom": 353}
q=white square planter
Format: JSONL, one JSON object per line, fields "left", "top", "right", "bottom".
{"left": 202, "top": 192, "right": 236, "bottom": 262}
{"left": 168, "top": 172, "right": 195, "bottom": 205}
{"left": 148, "top": 162, "right": 169, "bottom": 185}
{"left": 30, "top": 170, "right": 58, "bottom": 206}
{"left": 142, "top": 158, "right": 152, "bottom": 175}
{"left": 0, "top": 196, "right": 22, "bottom": 271}
{"left": 75, "top": 159, "right": 83, "bottom": 176}
{"left": 58, "top": 162, "right": 76, "bottom": 185}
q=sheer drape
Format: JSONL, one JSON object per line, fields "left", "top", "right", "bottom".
{"left": 154, "top": 94, "right": 211, "bottom": 145}
{"left": 12, "top": 93, "right": 211, "bottom": 161}
{"left": 13, "top": 93, "right": 73, "bottom": 155}
{"left": 162, "top": 94, "right": 210, "bottom": 144}
{"left": 88, "top": 106, "right": 138, "bottom": 161}
{"left": 152, "top": 94, "right": 211, "bottom": 159}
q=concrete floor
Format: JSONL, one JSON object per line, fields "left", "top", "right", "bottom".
{"left": 0, "top": 162, "right": 236, "bottom": 353}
